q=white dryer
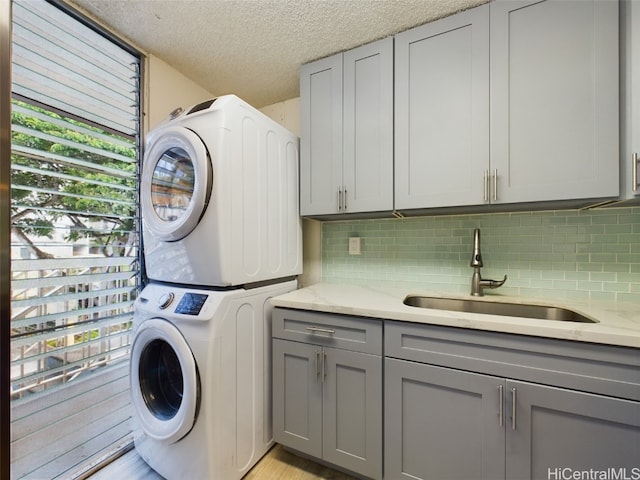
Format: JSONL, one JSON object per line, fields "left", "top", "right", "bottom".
{"left": 141, "top": 95, "right": 301, "bottom": 287}
{"left": 130, "top": 280, "right": 297, "bottom": 480}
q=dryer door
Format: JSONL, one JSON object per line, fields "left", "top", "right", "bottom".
{"left": 141, "top": 126, "right": 213, "bottom": 241}
{"left": 130, "top": 318, "right": 200, "bottom": 443}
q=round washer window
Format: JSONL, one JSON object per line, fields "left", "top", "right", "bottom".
{"left": 139, "top": 338, "right": 184, "bottom": 420}
{"left": 150, "top": 147, "right": 195, "bottom": 223}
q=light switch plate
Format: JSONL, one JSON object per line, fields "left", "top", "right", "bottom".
{"left": 349, "top": 237, "right": 361, "bottom": 255}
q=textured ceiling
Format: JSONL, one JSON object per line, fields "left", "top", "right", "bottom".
{"left": 69, "top": 0, "right": 489, "bottom": 108}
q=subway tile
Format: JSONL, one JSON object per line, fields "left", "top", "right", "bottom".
{"left": 617, "top": 292, "right": 640, "bottom": 303}
{"left": 618, "top": 253, "right": 640, "bottom": 264}
{"left": 603, "top": 282, "right": 630, "bottom": 293}
{"left": 589, "top": 291, "right": 617, "bottom": 302}
{"left": 589, "top": 272, "right": 618, "bottom": 282}
{"left": 565, "top": 271, "right": 590, "bottom": 281}
{"left": 578, "top": 280, "right": 602, "bottom": 291}
{"left": 606, "top": 263, "right": 631, "bottom": 273}
{"left": 589, "top": 253, "right": 617, "bottom": 264}
{"left": 321, "top": 206, "right": 639, "bottom": 302}
{"left": 605, "top": 224, "right": 633, "bottom": 234}
{"left": 616, "top": 272, "right": 640, "bottom": 283}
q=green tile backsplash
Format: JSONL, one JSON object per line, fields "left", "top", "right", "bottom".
{"left": 321, "top": 206, "right": 640, "bottom": 303}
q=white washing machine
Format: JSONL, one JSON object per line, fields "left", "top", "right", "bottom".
{"left": 130, "top": 280, "right": 297, "bottom": 480}
{"left": 141, "top": 94, "right": 301, "bottom": 287}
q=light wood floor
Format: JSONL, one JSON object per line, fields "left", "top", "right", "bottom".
{"left": 89, "top": 443, "right": 358, "bottom": 480}
{"left": 245, "top": 444, "right": 358, "bottom": 480}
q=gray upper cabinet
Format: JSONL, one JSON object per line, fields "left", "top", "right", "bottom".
{"left": 300, "top": 54, "right": 342, "bottom": 215}
{"left": 490, "top": 0, "right": 619, "bottom": 205}
{"left": 394, "top": 5, "right": 490, "bottom": 210}
{"left": 395, "top": 0, "right": 619, "bottom": 211}
{"left": 300, "top": 38, "right": 393, "bottom": 216}
{"left": 621, "top": 0, "right": 640, "bottom": 202}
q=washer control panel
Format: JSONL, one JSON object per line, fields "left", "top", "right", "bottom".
{"left": 175, "top": 292, "right": 209, "bottom": 316}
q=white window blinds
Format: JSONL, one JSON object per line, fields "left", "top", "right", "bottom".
{"left": 10, "top": 1, "right": 141, "bottom": 478}
{"left": 11, "top": 0, "right": 138, "bottom": 136}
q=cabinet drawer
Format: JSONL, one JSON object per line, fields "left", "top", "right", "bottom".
{"left": 385, "top": 320, "right": 640, "bottom": 402}
{"left": 273, "top": 308, "right": 382, "bottom": 355}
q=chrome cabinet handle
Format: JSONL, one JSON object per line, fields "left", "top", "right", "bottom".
{"left": 344, "top": 188, "right": 347, "bottom": 211}
{"left": 321, "top": 351, "right": 326, "bottom": 382}
{"left": 493, "top": 169, "right": 498, "bottom": 201}
{"left": 498, "top": 385, "right": 504, "bottom": 427}
{"left": 483, "top": 170, "right": 489, "bottom": 202}
{"left": 633, "top": 153, "right": 638, "bottom": 192}
{"left": 511, "top": 387, "right": 517, "bottom": 430}
{"left": 306, "top": 326, "right": 336, "bottom": 335}
{"left": 337, "top": 188, "right": 342, "bottom": 211}
{"left": 314, "top": 350, "right": 321, "bottom": 382}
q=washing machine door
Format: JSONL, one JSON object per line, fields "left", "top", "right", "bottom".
{"left": 141, "top": 126, "right": 213, "bottom": 242}
{"left": 130, "top": 318, "right": 200, "bottom": 443}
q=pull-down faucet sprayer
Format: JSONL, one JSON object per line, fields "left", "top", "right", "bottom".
{"left": 470, "top": 228, "right": 507, "bottom": 296}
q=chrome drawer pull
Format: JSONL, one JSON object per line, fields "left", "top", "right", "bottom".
{"left": 306, "top": 326, "right": 336, "bottom": 335}
{"left": 498, "top": 385, "right": 504, "bottom": 427}
{"left": 511, "top": 387, "right": 517, "bottom": 430}
{"left": 314, "top": 350, "right": 321, "bottom": 382}
{"left": 322, "top": 351, "right": 327, "bottom": 382}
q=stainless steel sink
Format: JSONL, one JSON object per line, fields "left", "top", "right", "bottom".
{"left": 403, "top": 296, "right": 598, "bottom": 323}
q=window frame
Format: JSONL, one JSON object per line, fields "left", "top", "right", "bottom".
{"left": 7, "top": 0, "right": 145, "bottom": 476}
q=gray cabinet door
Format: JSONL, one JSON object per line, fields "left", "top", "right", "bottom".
{"left": 272, "top": 339, "right": 322, "bottom": 457}
{"left": 300, "top": 53, "right": 343, "bottom": 215}
{"left": 394, "top": 5, "right": 489, "bottom": 210}
{"left": 385, "top": 358, "right": 505, "bottom": 480}
{"left": 342, "top": 38, "right": 393, "bottom": 214}
{"left": 507, "top": 380, "right": 640, "bottom": 479}
{"left": 323, "top": 347, "right": 382, "bottom": 480}
{"left": 621, "top": 0, "right": 640, "bottom": 200}
{"left": 490, "top": 0, "right": 619, "bottom": 204}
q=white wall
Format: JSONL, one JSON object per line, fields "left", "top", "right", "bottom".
{"left": 260, "top": 98, "right": 301, "bottom": 137}
{"left": 145, "top": 55, "right": 215, "bottom": 131}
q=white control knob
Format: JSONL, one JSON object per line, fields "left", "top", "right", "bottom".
{"left": 158, "top": 292, "right": 174, "bottom": 309}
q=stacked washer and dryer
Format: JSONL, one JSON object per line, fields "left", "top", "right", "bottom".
{"left": 131, "top": 95, "right": 301, "bottom": 479}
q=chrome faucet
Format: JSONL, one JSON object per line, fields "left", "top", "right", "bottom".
{"left": 470, "top": 228, "right": 507, "bottom": 296}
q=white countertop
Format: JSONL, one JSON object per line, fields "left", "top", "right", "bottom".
{"left": 271, "top": 283, "right": 640, "bottom": 348}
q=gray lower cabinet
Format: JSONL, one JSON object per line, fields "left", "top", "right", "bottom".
{"left": 385, "top": 359, "right": 505, "bottom": 479}
{"left": 385, "top": 359, "right": 640, "bottom": 480}
{"left": 385, "top": 321, "right": 640, "bottom": 480}
{"left": 272, "top": 310, "right": 639, "bottom": 480}
{"left": 272, "top": 339, "right": 323, "bottom": 456}
{"left": 272, "top": 309, "right": 383, "bottom": 479}
{"left": 507, "top": 380, "right": 640, "bottom": 479}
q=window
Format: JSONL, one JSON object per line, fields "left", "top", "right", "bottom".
{"left": 10, "top": 1, "right": 141, "bottom": 477}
